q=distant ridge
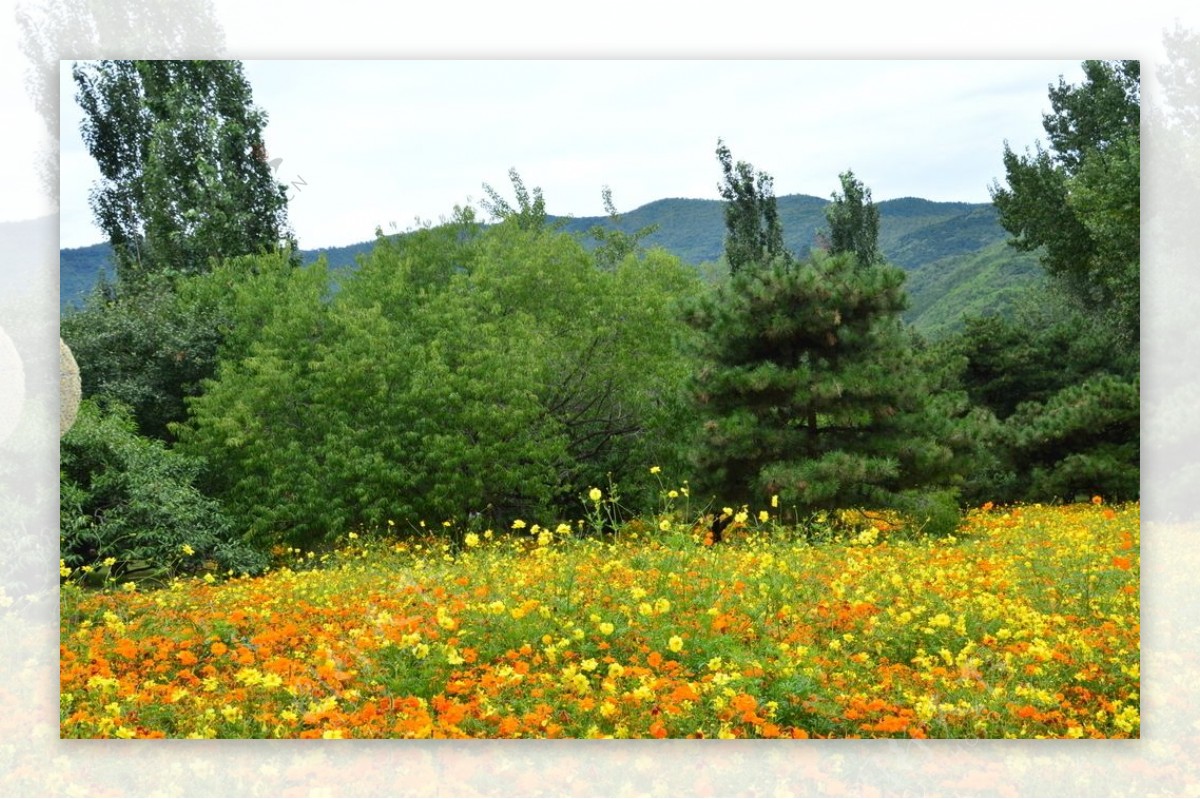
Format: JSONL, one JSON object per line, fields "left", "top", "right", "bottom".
{"left": 59, "top": 194, "right": 1041, "bottom": 337}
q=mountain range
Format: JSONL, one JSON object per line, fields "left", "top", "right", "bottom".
{"left": 59, "top": 195, "right": 1043, "bottom": 339}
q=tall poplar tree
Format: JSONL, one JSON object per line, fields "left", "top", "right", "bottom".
{"left": 73, "top": 59, "right": 294, "bottom": 284}
{"left": 825, "top": 169, "right": 882, "bottom": 266}
{"left": 64, "top": 59, "right": 294, "bottom": 440}
{"left": 715, "top": 139, "right": 787, "bottom": 274}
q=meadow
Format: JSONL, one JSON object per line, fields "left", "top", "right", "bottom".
{"left": 59, "top": 494, "right": 1139, "bottom": 739}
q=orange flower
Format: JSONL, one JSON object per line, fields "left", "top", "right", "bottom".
{"left": 730, "top": 693, "right": 758, "bottom": 714}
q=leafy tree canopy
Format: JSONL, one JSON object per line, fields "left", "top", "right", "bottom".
{"left": 990, "top": 60, "right": 1139, "bottom": 345}
{"left": 178, "top": 213, "right": 702, "bottom": 549}
{"left": 715, "top": 139, "right": 788, "bottom": 273}
{"left": 73, "top": 59, "right": 294, "bottom": 286}
{"left": 825, "top": 169, "right": 882, "bottom": 266}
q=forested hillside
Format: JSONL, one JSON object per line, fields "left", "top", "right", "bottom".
{"left": 60, "top": 195, "right": 1035, "bottom": 337}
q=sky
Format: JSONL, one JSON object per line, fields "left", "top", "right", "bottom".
{"left": 56, "top": 59, "right": 1086, "bottom": 250}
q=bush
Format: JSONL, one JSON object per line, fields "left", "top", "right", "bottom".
{"left": 892, "top": 489, "right": 962, "bottom": 539}
{"left": 60, "top": 399, "right": 266, "bottom": 581}
{"left": 178, "top": 219, "right": 703, "bottom": 550}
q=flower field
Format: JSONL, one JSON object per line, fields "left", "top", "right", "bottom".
{"left": 60, "top": 500, "right": 1139, "bottom": 739}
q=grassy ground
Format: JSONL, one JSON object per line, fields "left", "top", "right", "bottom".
{"left": 60, "top": 500, "right": 1139, "bottom": 739}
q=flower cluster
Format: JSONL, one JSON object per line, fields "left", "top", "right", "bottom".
{"left": 60, "top": 501, "right": 1138, "bottom": 738}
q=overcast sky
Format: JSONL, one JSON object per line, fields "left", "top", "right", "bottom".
{"left": 57, "top": 59, "right": 1085, "bottom": 250}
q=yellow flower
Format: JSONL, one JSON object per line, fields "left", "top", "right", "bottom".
{"left": 512, "top": 519, "right": 526, "bottom": 530}
{"left": 668, "top": 635, "right": 684, "bottom": 653}
{"left": 758, "top": 510, "right": 769, "bottom": 523}
{"left": 181, "top": 544, "right": 195, "bottom": 556}
{"left": 598, "top": 621, "right": 615, "bottom": 635}
{"left": 464, "top": 532, "right": 480, "bottom": 548}
{"left": 659, "top": 518, "right": 671, "bottom": 532}
{"left": 589, "top": 487, "right": 603, "bottom": 502}
{"left": 650, "top": 466, "right": 662, "bottom": 474}
{"left": 771, "top": 494, "right": 779, "bottom": 509}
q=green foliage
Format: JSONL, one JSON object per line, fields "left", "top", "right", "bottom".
{"left": 971, "top": 60, "right": 1141, "bottom": 504}
{"left": 480, "top": 168, "right": 562, "bottom": 232}
{"left": 72, "top": 59, "right": 294, "bottom": 285}
{"left": 991, "top": 60, "right": 1140, "bottom": 344}
{"left": 66, "top": 59, "right": 299, "bottom": 442}
{"left": 687, "top": 250, "right": 968, "bottom": 521}
{"left": 948, "top": 291, "right": 1138, "bottom": 504}
{"left": 60, "top": 399, "right": 266, "bottom": 581}
{"left": 824, "top": 169, "right": 882, "bottom": 266}
{"left": 1004, "top": 374, "right": 1139, "bottom": 503}
{"left": 64, "top": 196, "right": 1037, "bottom": 340}
{"left": 178, "top": 216, "right": 702, "bottom": 550}
{"left": 60, "top": 272, "right": 226, "bottom": 441}
{"left": 587, "top": 186, "right": 661, "bottom": 271}
{"left": 715, "top": 140, "right": 787, "bottom": 273}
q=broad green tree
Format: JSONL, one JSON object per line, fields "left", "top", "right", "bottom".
{"left": 61, "top": 273, "right": 228, "bottom": 440}
{"left": 825, "top": 169, "right": 882, "bottom": 266}
{"left": 990, "top": 60, "right": 1139, "bottom": 345}
{"left": 715, "top": 139, "right": 787, "bottom": 274}
{"left": 179, "top": 213, "right": 701, "bottom": 549}
{"left": 73, "top": 59, "right": 294, "bottom": 284}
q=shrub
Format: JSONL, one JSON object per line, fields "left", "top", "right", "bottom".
{"left": 60, "top": 399, "right": 265, "bottom": 581}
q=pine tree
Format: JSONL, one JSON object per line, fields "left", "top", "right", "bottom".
{"left": 689, "top": 250, "right": 960, "bottom": 529}
{"left": 692, "top": 153, "right": 965, "bottom": 528}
